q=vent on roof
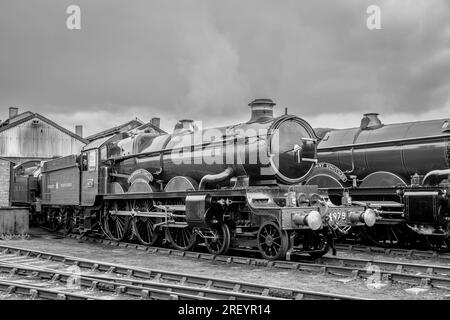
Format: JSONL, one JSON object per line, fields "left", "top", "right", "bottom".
{"left": 9, "top": 107, "right": 18, "bottom": 119}
{"left": 75, "top": 125, "right": 83, "bottom": 137}
{"left": 151, "top": 117, "right": 160, "bottom": 128}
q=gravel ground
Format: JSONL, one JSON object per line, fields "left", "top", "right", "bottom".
{"left": 0, "top": 228, "right": 449, "bottom": 300}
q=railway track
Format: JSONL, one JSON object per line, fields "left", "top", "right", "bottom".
{"left": 335, "top": 244, "right": 450, "bottom": 262}
{"left": 0, "top": 244, "right": 363, "bottom": 300}
{"left": 0, "top": 278, "right": 104, "bottom": 300}
{"left": 0, "top": 262, "right": 223, "bottom": 300}
{"left": 315, "top": 255, "right": 450, "bottom": 288}
{"left": 61, "top": 234, "right": 450, "bottom": 291}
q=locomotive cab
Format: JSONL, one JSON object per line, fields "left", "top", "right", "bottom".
{"left": 80, "top": 148, "right": 99, "bottom": 206}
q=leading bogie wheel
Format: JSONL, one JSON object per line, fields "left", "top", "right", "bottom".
{"left": 360, "top": 224, "right": 406, "bottom": 248}
{"left": 103, "top": 201, "right": 131, "bottom": 241}
{"left": 205, "top": 224, "right": 231, "bottom": 255}
{"left": 257, "top": 221, "right": 289, "bottom": 260}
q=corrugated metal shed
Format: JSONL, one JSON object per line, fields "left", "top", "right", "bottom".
{"left": 0, "top": 112, "right": 88, "bottom": 164}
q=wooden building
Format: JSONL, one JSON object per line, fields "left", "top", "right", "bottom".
{"left": 0, "top": 107, "right": 88, "bottom": 165}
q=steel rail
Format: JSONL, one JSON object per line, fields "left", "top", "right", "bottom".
{"left": 61, "top": 235, "right": 450, "bottom": 290}
{"left": 316, "top": 255, "right": 450, "bottom": 277}
{"left": 335, "top": 244, "right": 450, "bottom": 261}
{"left": 0, "top": 244, "right": 365, "bottom": 300}
{"left": 0, "top": 278, "right": 103, "bottom": 300}
{"left": 0, "top": 262, "right": 223, "bottom": 300}
{"left": 0, "top": 261, "right": 288, "bottom": 300}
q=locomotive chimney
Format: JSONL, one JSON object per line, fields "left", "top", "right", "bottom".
{"left": 75, "top": 125, "right": 83, "bottom": 137}
{"left": 151, "top": 117, "right": 160, "bottom": 128}
{"left": 361, "top": 113, "right": 383, "bottom": 130}
{"left": 248, "top": 99, "right": 275, "bottom": 123}
{"left": 9, "top": 107, "right": 18, "bottom": 119}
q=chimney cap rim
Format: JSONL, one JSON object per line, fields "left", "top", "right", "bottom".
{"left": 248, "top": 98, "right": 276, "bottom": 107}
{"left": 363, "top": 112, "right": 380, "bottom": 117}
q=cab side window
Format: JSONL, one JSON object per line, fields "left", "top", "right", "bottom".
{"left": 81, "top": 153, "right": 88, "bottom": 171}
{"left": 88, "top": 150, "right": 97, "bottom": 172}
{"left": 100, "top": 146, "right": 107, "bottom": 163}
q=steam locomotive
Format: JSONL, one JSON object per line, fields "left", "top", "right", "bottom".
{"left": 308, "top": 113, "right": 450, "bottom": 251}
{"left": 11, "top": 99, "right": 374, "bottom": 260}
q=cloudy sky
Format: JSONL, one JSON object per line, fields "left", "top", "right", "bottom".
{"left": 0, "top": 0, "right": 449, "bottom": 136}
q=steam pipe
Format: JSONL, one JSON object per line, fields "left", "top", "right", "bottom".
{"left": 345, "top": 127, "right": 362, "bottom": 174}
{"left": 345, "top": 114, "right": 383, "bottom": 175}
{"left": 199, "top": 167, "right": 234, "bottom": 190}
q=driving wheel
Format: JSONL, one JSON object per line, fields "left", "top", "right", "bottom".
{"left": 130, "top": 200, "right": 161, "bottom": 246}
{"left": 103, "top": 201, "right": 131, "bottom": 241}
{"left": 165, "top": 225, "right": 197, "bottom": 251}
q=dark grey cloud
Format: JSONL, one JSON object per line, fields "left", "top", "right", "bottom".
{"left": 0, "top": 0, "right": 449, "bottom": 135}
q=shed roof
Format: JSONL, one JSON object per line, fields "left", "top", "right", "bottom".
{"left": 82, "top": 135, "right": 116, "bottom": 150}
{"left": 0, "top": 112, "right": 88, "bottom": 144}
{"left": 84, "top": 119, "right": 144, "bottom": 141}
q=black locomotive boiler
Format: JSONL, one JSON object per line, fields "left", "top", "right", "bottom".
{"left": 309, "top": 113, "right": 450, "bottom": 251}
{"left": 12, "top": 99, "right": 374, "bottom": 260}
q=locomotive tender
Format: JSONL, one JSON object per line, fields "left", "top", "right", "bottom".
{"left": 309, "top": 113, "right": 450, "bottom": 251}
{"left": 12, "top": 99, "right": 375, "bottom": 260}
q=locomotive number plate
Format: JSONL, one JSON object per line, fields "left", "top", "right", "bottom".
{"left": 329, "top": 210, "right": 348, "bottom": 225}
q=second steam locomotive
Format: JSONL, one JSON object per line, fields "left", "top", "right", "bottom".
{"left": 308, "top": 113, "right": 450, "bottom": 251}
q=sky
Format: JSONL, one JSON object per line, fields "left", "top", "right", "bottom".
{"left": 0, "top": 0, "right": 449, "bottom": 136}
